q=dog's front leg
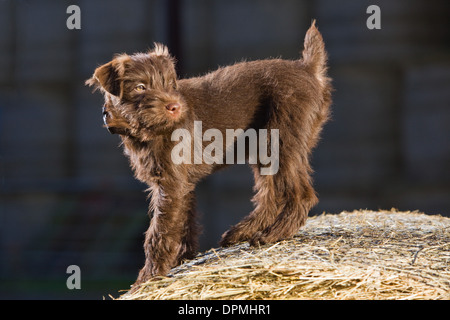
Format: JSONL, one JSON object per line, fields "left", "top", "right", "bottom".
{"left": 133, "top": 182, "right": 196, "bottom": 287}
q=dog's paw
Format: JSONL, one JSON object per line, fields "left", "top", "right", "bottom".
{"left": 219, "top": 229, "right": 250, "bottom": 247}
{"left": 249, "top": 229, "right": 283, "bottom": 246}
{"left": 219, "top": 231, "right": 238, "bottom": 247}
{"left": 249, "top": 231, "right": 267, "bottom": 246}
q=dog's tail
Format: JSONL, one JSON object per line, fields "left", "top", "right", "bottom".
{"left": 301, "top": 20, "right": 328, "bottom": 83}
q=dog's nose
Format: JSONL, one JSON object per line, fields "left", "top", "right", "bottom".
{"left": 166, "top": 103, "right": 181, "bottom": 115}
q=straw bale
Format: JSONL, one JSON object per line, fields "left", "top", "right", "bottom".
{"left": 119, "top": 209, "right": 450, "bottom": 300}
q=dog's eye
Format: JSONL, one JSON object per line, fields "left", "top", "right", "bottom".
{"left": 135, "top": 84, "right": 146, "bottom": 92}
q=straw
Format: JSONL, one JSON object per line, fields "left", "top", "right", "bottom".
{"left": 119, "top": 209, "right": 450, "bottom": 300}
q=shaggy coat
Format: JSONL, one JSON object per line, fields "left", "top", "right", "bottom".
{"left": 87, "top": 21, "right": 332, "bottom": 287}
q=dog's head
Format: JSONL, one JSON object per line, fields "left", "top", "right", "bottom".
{"left": 86, "top": 44, "right": 187, "bottom": 140}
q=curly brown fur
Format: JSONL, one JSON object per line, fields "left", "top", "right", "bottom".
{"left": 86, "top": 21, "right": 332, "bottom": 288}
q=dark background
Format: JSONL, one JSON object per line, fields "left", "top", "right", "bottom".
{"left": 1, "top": 0, "right": 449, "bottom": 299}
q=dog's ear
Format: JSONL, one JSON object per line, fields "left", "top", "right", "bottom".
{"left": 86, "top": 54, "right": 130, "bottom": 97}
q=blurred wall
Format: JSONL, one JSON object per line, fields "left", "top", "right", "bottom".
{"left": 0, "top": 0, "right": 449, "bottom": 298}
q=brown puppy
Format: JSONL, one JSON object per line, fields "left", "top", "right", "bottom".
{"left": 86, "top": 21, "right": 332, "bottom": 287}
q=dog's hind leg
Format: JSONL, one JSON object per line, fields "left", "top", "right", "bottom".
{"left": 219, "top": 167, "right": 279, "bottom": 246}
{"left": 248, "top": 88, "right": 328, "bottom": 245}
{"left": 249, "top": 165, "right": 318, "bottom": 246}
